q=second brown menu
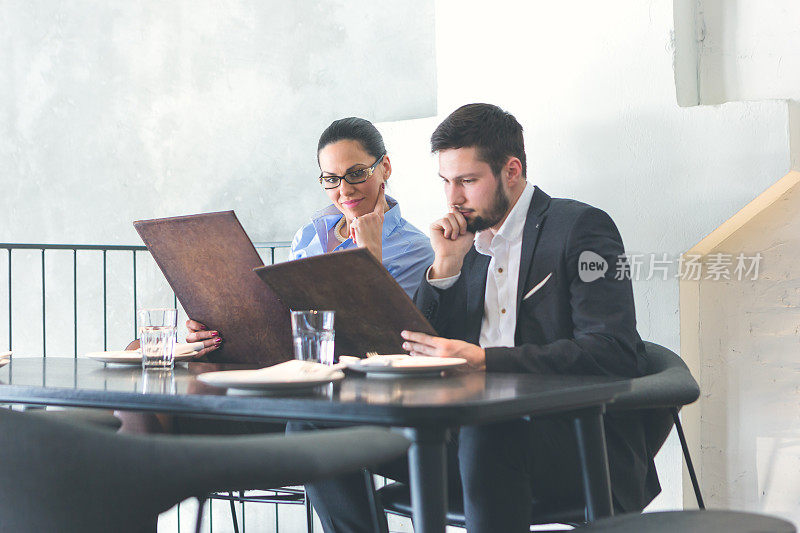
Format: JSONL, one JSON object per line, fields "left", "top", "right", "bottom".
{"left": 254, "top": 247, "right": 436, "bottom": 358}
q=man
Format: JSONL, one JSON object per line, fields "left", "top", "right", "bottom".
{"left": 399, "top": 103, "right": 657, "bottom": 532}
{"left": 297, "top": 103, "right": 658, "bottom": 533}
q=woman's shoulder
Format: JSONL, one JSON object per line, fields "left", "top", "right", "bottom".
{"left": 290, "top": 220, "right": 322, "bottom": 259}
{"left": 291, "top": 219, "right": 316, "bottom": 244}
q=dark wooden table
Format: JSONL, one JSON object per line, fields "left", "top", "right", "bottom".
{"left": 0, "top": 357, "right": 630, "bottom": 533}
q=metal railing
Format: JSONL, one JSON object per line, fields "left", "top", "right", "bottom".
{"left": 0, "top": 241, "right": 291, "bottom": 356}
{"left": 0, "top": 240, "right": 400, "bottom": 533}
{"left": 1, "top": 241, "right": 298, "bottom": 533}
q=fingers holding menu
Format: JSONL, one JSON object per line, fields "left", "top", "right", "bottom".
{"left": 185, "top": 319, "right": 222, "bottom": 357}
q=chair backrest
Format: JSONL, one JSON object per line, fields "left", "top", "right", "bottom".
{"left": 610, "top": 341, "right": 700, "bottom": 411}
{"left": 607, "top": 341, "right": 700, "bottom": 461}
{"left": 0, "top": 408, "right": 410, "bottom": 533}
{"left": 0, "top": 408, "right": 164, "bottom": 532}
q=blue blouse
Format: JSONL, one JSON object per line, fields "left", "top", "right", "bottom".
{"left": 289, "top": 195, "right": 433, "bottom": 298}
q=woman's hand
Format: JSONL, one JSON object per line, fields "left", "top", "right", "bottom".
{"left": 350, "top": 185, "right": 386, "bottom": 261}
{"left": 185, "top": 319, "right": 222, "bottom": 358}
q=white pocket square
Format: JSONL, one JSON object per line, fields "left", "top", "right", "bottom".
{"left": 523, "top": 273, "right": 552, "bottom": 301}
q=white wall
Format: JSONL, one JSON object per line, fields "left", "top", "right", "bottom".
{"left": 674, "top": 0, "right": 800, "bottom": 105}
{"left": 791, "top": 101, "right": 800, "bottom": 171}
{"left": 380, "top": 0, "right": 789, "bottom": 512}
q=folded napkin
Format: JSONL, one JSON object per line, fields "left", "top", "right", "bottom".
{"left": 199, "top": 359, "right": 344, "bottom": 386}
{"left": 259, "top": 360, "right": 344, "bottom": 380}
{"left": 175, "top": 342, "right": 203, "bottom": 355}
{"left": 356, "top": 355, "right": 448, "bottom": 368}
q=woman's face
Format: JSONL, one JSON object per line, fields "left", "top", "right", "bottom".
{"left": 318, "top": 139, "right": 391, "bottom": 221}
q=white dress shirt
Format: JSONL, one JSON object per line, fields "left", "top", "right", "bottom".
{"left": 428, "top": 182, "right": 535, "bottom": 348}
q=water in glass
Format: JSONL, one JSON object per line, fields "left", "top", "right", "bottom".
{"left": 139, "top": 326, "right": 177, "bottom": 369}
{"left": 293, "top": 330, "right": 335, "bottom": 365}
{"left": 291, "top": 310, "right": 335, "bottom": 365}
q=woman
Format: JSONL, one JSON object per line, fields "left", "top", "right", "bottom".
{"left": 117, "top": 118, "right": 432, "bottom": 434}
{"left": 187, "top": 117, "right": 434, "bottom": 358}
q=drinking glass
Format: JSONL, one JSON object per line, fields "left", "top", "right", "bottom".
{"left": 138, "top": 308, "right": 178, "bottom": 369}
{"left": 290, "top": 310, "right": 335, "bottom": 365}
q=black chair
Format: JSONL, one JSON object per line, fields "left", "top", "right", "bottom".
{"left": 0, "top": 408, "right": 409, "bottom": 533}
{"left": 377, "top": 341, "right": 703, "bottom": 528}
{"left": 576, "top": 510, "right": 795, "bottom": 532}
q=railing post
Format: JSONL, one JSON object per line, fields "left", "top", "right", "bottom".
{"left": 73, "top": 249, "right": 78, "bottom": 358}
{"left": 102, "top": 249, "right": 107, "bottom": 351}
{"left": 132, "top": 250, "right": 138, "bottom": 338}
{"left": 7, "top": 249, "right": 11, "bottom": 352}
{"left": 41, "top": 249, "right": 46, "bottom": 357}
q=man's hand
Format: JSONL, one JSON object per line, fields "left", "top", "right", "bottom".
{"left": 429, "top": 207, "right": 474, "bottom": 278}
{"left": 351, "top": 185, "right": 386, "bottom": 261}
{"left": 185, "top": 319, "right": 222, "bottom": 358}
{"left": 401, "top": 330, "right": 486, "bottom": 371}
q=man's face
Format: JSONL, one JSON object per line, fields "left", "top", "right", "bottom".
{"left": 438, "top": 147, "right": 510, "bottom": 233}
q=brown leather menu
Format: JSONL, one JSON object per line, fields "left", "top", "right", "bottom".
{"left": 133, "top": 211, "right": 293, "bottom": 364}
{"left": 254, "top": 247, "right": 436, "bottom": 357}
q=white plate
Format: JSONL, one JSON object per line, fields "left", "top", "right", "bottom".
{"left": 345, "top": 355, "right": 467, "bottom": 376}
{"left": 85, "top": 350, "right": 198, "bottom": 364}
{"left": 197, "top": 367, "right": 345, "bottom": 391}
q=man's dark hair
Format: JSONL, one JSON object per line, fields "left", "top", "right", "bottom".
{"left": 430, "top": 103, "right": 526, "bottom": 177}
{"left": 317, "top": 117, "right": 386, "bottom": 161}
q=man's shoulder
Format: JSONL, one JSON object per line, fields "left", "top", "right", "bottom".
{"left": 539, "top": 194, "right": 613, "bottom": 228}
{"left": 546, "top": 195, "right": 601, "bottom": 218}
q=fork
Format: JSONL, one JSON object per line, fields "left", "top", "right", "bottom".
{"left": 366, "top": 351, "right": 379, "bottom": 358}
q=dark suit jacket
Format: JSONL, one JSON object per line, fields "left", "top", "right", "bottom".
{"left": 415, "top": 186, "right": 659, "bottom": 512}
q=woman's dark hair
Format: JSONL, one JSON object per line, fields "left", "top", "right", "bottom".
{"left": 317, "top": 117, "right": 386, "bottom": 161}
{"left": 430, "top": 103, "right": 526, "bottom": 178}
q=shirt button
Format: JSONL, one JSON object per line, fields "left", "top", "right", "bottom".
{"left": 501, "top": 308, "right": 506, "bottom": 314}
{"left": 498, "top": 267, "right": 504, "bottom": 273}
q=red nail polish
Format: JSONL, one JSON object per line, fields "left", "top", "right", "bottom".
{"left": 210, "top": 331, "right": 218, "bottom": 336}
{"left": 214, "top": 337, "right": 222, "bottom": 345}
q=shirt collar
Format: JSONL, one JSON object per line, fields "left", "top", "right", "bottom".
{"left": 310, "top": 194, "right": 402, "bottom": 239}
{"left": 474, "top": 182, "right": 535, "bottom": 255}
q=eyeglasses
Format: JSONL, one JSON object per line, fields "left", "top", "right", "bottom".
{"left": 319, "top": 154, "right": 385, "bottom": 189}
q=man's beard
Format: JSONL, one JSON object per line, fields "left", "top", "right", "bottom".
{"left": 465, "top": 180, "right": 511, "bottom": 233}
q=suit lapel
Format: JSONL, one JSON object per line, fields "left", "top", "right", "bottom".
{"left": 516, "top": 187, "right": 551, "bottom": 314}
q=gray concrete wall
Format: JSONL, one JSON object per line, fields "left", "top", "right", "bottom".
{"left": 0, "top": 0, "right": 435, "bottom": 355}
{"left": 0, "top": 0, "right": 435, "bottom": 245}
